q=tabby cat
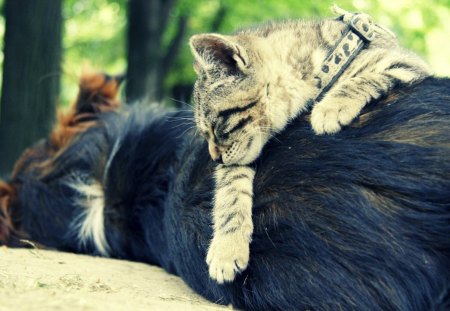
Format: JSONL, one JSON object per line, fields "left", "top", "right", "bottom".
{"left": 189, "top": 8, "right": 431, "bottom": 283}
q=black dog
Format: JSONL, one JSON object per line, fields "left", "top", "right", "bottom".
{"left": 4, "top": 77, "right": 450, "bottom": 311}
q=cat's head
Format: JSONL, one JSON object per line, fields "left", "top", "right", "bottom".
{"left": 189, "top": 33, "right": 278, "bottom": 165}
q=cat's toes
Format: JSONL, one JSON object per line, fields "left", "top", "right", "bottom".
{"left": 336, "top": 105, "right": 360, "bottom": 126}
{"left": 311, "top": 101, "right": 361, "bottom": 134}
{"left": 206, "top": 235, "right": 250, "bottom": 284}
{"left": 311, "top": 105, "right": 342, "bottom": 135}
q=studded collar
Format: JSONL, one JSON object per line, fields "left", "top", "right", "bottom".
{"left": 314, "top": 8, "right": 377, "bottom": 102}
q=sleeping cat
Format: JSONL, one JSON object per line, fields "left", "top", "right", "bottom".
{"left": 189, "top": 7, "right": 431, "bottom": 283}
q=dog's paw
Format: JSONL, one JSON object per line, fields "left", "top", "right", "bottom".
{"left": 311, "top": 99, "right": 361, "bottom": 135}
{"left": 206, "top": 234, "right": 249, "bottom": 284}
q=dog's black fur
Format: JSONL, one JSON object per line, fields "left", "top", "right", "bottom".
{"left": 7, "top": 77, "right": 450, "bottom": 310}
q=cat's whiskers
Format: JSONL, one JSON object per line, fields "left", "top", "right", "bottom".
{"left": 175, "top": 109, "right": 196, "bottom": 113}
{"left": 168, "top": 97, "right": 193, "bottom": 108}
{"left": 244, "top": 116, "right": 281, "bottom": 143}
{"left": 175, "top": 125, "right": 196, "bottom": 139}
{"left": 166, "top": 115, "right": 195, "bottom": 121}
{"left": 167, "top": 123, "right": 195, "bottom": 130}
{"left": 258, "top": 128, "right": 281, "bottom": 143}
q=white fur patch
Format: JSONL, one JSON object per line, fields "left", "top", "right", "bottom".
{"left": 70, "top": 178, "right": 110, "bottom": 256}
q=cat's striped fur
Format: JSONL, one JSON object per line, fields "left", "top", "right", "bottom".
{"left": 189, "top": 11, "right": 431, "bottom": 283}
{"left": 207, "top": 165, "right": 255, "bottom": 283}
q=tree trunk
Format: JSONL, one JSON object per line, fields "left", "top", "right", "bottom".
{"left": 0, "top": 0, "right": 62, "bottom": 177}
{"left": 126, "top": 0, "right": 175, "bottom": 103}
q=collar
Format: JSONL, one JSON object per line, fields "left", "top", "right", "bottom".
{"left": 314, "top": 8, "right": 377, "bottom": 102}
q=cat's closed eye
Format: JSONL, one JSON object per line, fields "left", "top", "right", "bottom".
{"left": 213, "top": 126, "right": 228, "bottom": 142}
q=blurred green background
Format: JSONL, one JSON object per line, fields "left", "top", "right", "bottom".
{"left": 0, "top": 0, "right": 447, "bottom": 105}
{"left": 63, "top": 0, "right": 450, "bottom": 104}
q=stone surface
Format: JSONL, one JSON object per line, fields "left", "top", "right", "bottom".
{"left": 0, "top": 247, "right": 231, "bottom": 311}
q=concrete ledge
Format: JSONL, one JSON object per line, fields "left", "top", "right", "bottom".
{"left": 0, "top": 247, "right": 231, "bottom": 311}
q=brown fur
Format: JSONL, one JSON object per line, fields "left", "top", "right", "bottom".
{"left": 49, "top": 71, "right": 123, "bottom": 152}
{"left": 0, "top": 69, "right": 123, "bottom": 246}
{"left": 0, "top": 181, "right": 17, "bottom": 244}
{"left": 12, "top": 71, "right": 123, "bottom": 179}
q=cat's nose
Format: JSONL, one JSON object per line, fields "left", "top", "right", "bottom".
{"left": 208, "top": 142, "right": 222, "bottom": 163}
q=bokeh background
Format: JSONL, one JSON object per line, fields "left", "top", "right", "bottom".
{"left": 0, "top": 0, "right": 449, "bottom": 175}
{"left": 62, "top": 0, "right": 450, "bottom": 103}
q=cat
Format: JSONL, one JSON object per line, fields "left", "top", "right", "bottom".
{"left": 189, "top": 7, "right": 431, "bottom": 283}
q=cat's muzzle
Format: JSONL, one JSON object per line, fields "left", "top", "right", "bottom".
{"left": 208, "top": 142, "right": 223, "bottom": 164}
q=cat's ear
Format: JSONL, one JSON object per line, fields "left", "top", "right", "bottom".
{"left": 189, "top": 34, "right": 249, "bottom": 76}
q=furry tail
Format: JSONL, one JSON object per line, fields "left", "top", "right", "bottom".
{"left": 49, "top": 69, "right": 124, "bottom": 153}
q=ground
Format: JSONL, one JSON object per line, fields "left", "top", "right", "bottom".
{"left": 0, "top": 246, "right": 231, "bottom": 311}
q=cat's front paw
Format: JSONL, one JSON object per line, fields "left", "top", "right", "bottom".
{"left": 206, "top": 234, "right": 249, "bottom": 284}
{"left": 310, "top": 99, "right": 361, "bottom": 135}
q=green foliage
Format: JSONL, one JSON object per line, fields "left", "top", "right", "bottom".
{"left": 165, "top": 0, "right": 356, "bottom": 91}
{"left": 165, "top": 0, "right": 450, "bottom": 98}
{"left": 50, "top": 0, "right": 450, "bottom": 104}
{"left": 61, "top": 0, "right": 126, "bottom": 104}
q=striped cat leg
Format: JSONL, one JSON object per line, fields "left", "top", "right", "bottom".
{"left": 207, "top": 164, "right": 255, "bottom": 283}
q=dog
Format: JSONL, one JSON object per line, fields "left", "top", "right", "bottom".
{"left": 1, "top": 74, "right": 449, "bottom": 310}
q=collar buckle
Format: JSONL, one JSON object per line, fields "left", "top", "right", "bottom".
{"left": 349, "top": 14, "right": 375, "bottom": 42}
